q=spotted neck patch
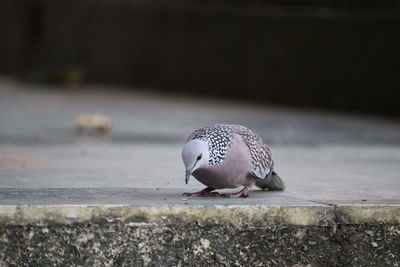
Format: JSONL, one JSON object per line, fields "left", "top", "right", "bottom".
{"left": 190, "top": 125, "right": 233, "bottom": 166}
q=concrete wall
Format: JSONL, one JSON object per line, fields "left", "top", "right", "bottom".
{"left": 1, "top": 0, "right": 400, "bottom": 114}
{"left": 1, "top": 204, "right": 399, "bottom": 266}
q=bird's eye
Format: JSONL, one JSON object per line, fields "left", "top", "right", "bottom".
{"left": 197, "top": 155, "right": 202, "bottom": 160}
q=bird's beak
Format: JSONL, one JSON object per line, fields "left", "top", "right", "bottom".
{"left": 185, "top": 159, "right": 200, "bottom": 185}
{"left": 185, "top": 167, "right": 193, "bottom": 184}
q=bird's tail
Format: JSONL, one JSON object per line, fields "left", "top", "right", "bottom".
{"left": 255, "top": 171, "right": 286, "bottom": 191}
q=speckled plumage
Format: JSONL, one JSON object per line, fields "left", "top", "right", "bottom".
{"left": 187, "top": 124, "right": 273, "bottom": 179}
{"left": 182, "top": 124, "right": 285, "bottom": 196}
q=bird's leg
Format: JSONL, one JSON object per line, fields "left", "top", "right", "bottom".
{"left": 222, "top": 186, "right": 250, "bottom": 198}
{"left": 182, "top": 187, "right": 220, "bottom": 197}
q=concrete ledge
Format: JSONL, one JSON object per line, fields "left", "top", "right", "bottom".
{"left": 337, "top": 204, "right": 400, "bottom": 224}
{"left": 0, "top": 189, "right": 399, "bottom": 226}
{"left": 0, "top": 207, "right": 399, "bottom": 266}
{"left": 0, "top": 190, "right": 399, "bottom": 265}
{"left": 0, "top": 205, "right": 336, "bottom": 227}
{"left": 0, "top": 204, "right": 399, "bottom": 227}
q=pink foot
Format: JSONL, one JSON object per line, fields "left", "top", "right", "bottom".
{"left": 182, "top": 187, "right": 220, "bottom": 197}
{"left": 222, "top": 186, "right": 250, "bottom": 198}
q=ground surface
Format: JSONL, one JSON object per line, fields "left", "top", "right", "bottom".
{"left": 0, "top": 77, "right": 400, "bottom": 206}
{"left": 1, "top": 77, "right": 400, "bottom": 266}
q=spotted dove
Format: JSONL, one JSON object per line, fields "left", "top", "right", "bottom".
{"left": 181, "top": 124, "right": 285, "bottom": 198}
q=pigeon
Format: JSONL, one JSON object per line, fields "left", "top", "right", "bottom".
{"left": 181, "top": 124, "right": 285, "bottom": 198}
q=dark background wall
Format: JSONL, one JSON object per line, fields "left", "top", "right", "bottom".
{"left": 0, "top": 0, "right": 399, "bottom": 115}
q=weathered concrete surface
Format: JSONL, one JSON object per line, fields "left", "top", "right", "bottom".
{"left": 0, "top": 190, "right": 399, "bottom": 266}
{"left": 0, "top": 199, "right": 398, "bottom": 266}
{"left": 0, "top": 216, "right": 399, "bottom": 266}
{"left": 0, "top": 77, "right": 400, "bottom": 265}
{"left": 0, "top": 202, "right": 399, "bottom": 227}
{"left": 0, "top": 188, "right": 323, "bottom": 207}
{"left": 0, "top": 204, "right": 335, "bottom": 227}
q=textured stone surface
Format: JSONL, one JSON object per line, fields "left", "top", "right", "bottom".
{"left": 337, "top": 205, "right": 400, "bottom": 224}
{"left": 0, "top": 220, "right": 399, "bottom": 266}
{"left": 0, "top": 202, "right": 399, "bottom": 265}
{"left": 0, "top": 204, "right": 335, "bottom": 227}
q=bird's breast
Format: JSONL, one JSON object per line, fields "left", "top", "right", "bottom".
{"left": 192, "top": 134, "right": 255, "bottom": 189}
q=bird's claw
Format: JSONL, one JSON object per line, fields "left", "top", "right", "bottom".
{"left": 183, "top": 186, "right": 250, "bottom": 198}
{"left": 182, "top": 188, "right": 220, "bottom": 197}
{"left": 221, "top": 186, "right": 250, "bottom": 198}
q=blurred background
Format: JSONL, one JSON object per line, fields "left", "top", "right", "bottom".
{"left": 1, "top": 0, "right": 400, "bottom": 201}
{"left": 1, "top": 0, "right": 400, "bottom": 115}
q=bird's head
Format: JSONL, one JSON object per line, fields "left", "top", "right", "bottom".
{"left": 181, "top": 139, "right": 209, "bottom": 184}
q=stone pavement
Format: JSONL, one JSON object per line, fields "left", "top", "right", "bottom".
{"left": 1, "top": 77, "right": 400, "bottom": 207}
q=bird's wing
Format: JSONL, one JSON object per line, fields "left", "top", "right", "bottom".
{"left": 233, "top": 126, "right": 273, "bottom": 180}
